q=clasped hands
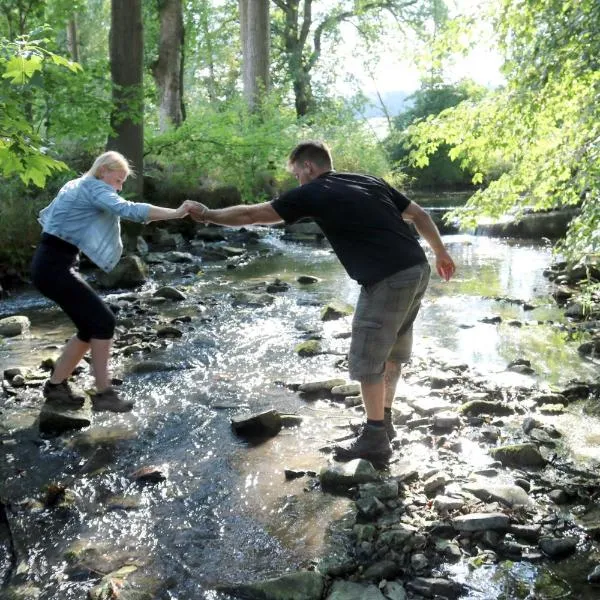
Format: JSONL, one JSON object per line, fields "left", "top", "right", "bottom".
{"left": 175, "top": 200, "right": 210, "bottom": 222}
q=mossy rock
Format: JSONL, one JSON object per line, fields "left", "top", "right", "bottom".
{"left": 295, "top": 340, "right": 322, "bottom": 356}
{"left": 490, "top": 443, "right": 547, "bottom": 468}
{"left": 320, "top": 300, "right": 354, "bottom": 321}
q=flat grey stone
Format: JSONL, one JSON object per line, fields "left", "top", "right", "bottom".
{"left": 463, "top": 480, "right": 533, "bottom": 508}
{"left": 320, "top": 459, "right": 379, "bottom": 492}
{"left": 39, "top": 401, "right": 92, "bottom": 435}
{"left": 326, "top": 580, "right": 386, "bottom": 600}
{"left": 216, "top": 571, "right": 324, "bottom": 600}
{"left": 0, "top": 316, "right": 30, "bottom": 337}
{"left": 452, "top": 512, "right": 510, "bottom": 532}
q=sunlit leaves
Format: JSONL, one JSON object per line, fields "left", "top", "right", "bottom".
{"left": 0, "top": 32, "right": 81, "bottom": 186}
{"left": 404, "top": 0, "right": 599, "bottom": 263}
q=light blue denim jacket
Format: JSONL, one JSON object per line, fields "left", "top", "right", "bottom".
{"left": 38, "top": 175, "right": 152, "bottom": 272}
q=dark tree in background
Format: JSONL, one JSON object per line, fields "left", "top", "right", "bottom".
{"left": 152, "top": 0, "right": 185, "bottom": 131}
{"left": 108, "top": 0, "right": 144, "bottom": 200}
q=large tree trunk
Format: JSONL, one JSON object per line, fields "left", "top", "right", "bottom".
{"left": 239, "top": 0, "right": 270, "bottom": 111}
{"left": 66, "top": 16, "right": 79, "bottom": 62}
{"left": 108, "top": 0, "right": 144, "bottom": 201}
{"left": 152, "top": 0, "right": 185, "bottom": 131}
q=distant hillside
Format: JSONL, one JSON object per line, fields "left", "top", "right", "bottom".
{"left": 360, "top": 90, "right": 413, "bottom": 118}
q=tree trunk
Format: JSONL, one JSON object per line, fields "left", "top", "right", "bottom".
{"left": 108, "top": 0, "right": 144, "bottom": 201}
{"left": 152, "top": 0, "right": 185, "bottom": 131}
{"left": 66, "top": 16, "right": 79, "bottom": 62}
{"left": 239, "top": 0, "right": 270, "bottom": 111}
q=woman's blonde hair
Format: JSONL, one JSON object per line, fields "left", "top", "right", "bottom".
{"left": 86, "top": 151, "right": 133, "bottom": 178}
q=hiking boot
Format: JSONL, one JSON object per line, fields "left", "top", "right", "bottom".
{"left": 92, "top": 387, "right": 134, "bottom": 413}
{"left": 333, "top": 423, "right": 392, "bottom": 465}
{"left": 384, "top": 409, "right": 396, "bottom": 440}
{"left": 43, "top": 379, "right": 86, "bottom": 409}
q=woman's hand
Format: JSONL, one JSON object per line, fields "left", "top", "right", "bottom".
{"left": 183, "top": 200, "right": 210, "bottom": 222}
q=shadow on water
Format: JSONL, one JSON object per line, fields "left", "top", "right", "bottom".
{"left": 0, "top": 232, "right": 598, "bottom": 598}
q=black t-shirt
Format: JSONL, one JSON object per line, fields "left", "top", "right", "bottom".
{"left": 271, "top": 171, "right": 427, "bottom": 285}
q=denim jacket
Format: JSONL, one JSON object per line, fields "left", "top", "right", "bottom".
{"left": 38, "top": 176, "right": 151, "bottom": 272}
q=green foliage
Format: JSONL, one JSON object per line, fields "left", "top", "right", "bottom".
{"left": 388, "top": 81, "right": 486, "bottom": 189}
{"left": 145, "top": 94, "right": 397, "bottom": 203}
{"left": 405, "top": 0, "right": 600, "bottom": 264}
{"left": 0, "top": 30, "right": 83, "bottom": 186}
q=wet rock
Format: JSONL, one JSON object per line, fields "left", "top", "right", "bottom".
{"left": 96, "top": 255, "right": 148, "bottom": 289}
{"left": 0, "top": 585, "right": 42, "bottom": 599}
{"left": 527, "top": 428, "right": 557, "bottom": 446}
{"left": 538, "top": 536, "right": 577, "bottom": 559}
{"left": 480, "top": 315, "right": 502, "bottom": 324}
{"left": 216, "top": 570, "right": 325, "bottom": 600}
{"left": 297, "top": 275, "right": 320, "bottom": 284}
{"left": 428, "top": 370, "right": 461, "bottom": 388}
{"left": 462, "top": 480, "right": 532, "bottom": 508}
{"left": 266, "top": 278, "right": 290, "bottom": 293}
{"left": 320, "top": 459, "right": 379, "bottom": 492}
{"left": 153, "top": 286, "right": 187, "bottom": 300}
{"left": 489, "top": 443, "right": 547, "bottom": 468}
{"left": 38, "top": 401, "right": 92, "bottom": 435}
{"left": 509, "top": 524, "right": 541, "bottom": 543}
{"left": 221, "top": 245, "right": 247, "bottom": 257}
{"left": 538, "top": 403, "right": 565, "bottom": 415}
{"left": 163, "top": 250, "right": 195, "bottom": 263}
{"left": 331, "top": 383, "right": 361, "bottom": 397}
{"left": 406, "top": 578, "right": 463, "bottom": 599}
{"left": 433, "top": 495, "right": 465, "bottom": 513}
{"left": 452, "top": 513, "right": 510, "bottom": 532}
{"left": 231, "top": 291, "right": 275, "bottom": 307}
{"left": 432, "top": 412, "right": 461, "bottom": 431}
{"left": 530, "top": 392, "right": 568, "bottom": 406}
{"left": 128, "top": 360, "right": 180, "bottom": 373}
{"left": 69, "top": 426, "right": 138, "bottom": 451}
{"left": 326, "top": 580, "right": 386, "bottom": 600}
{"left": 0, "top": 315, "right": 30, "bottom": 337}
{"left": 3, "top": 367, "right": 24, "bottom": 380}
{"left": 423, "top": 472, "right": 450, "bottom": 494}
{"left": 574, "top": 503, "right": 600, "bottom": 536}
{"left": 295, "top": 340, "right": 322, "bottom": 356}
{"left": 131, "top": 465, "right": 168, "bottom": 484}
{"left": 157, "top": 325, "right": 184, "bottom": 338}
{"left": 588, "top": 565, "right": 600, "bottom": 585}
{"left": 357, "top": 480, "right": 399, "bottom": 501}
{"left": 460, "top": 399, "right": 513, "bottom": 417}
{"left": 547, "top": 489, "right": 570, "bottom": 504}
{"left": 195, "top": 226, "right": 226, "bottom": 241}
{"left": 406, "top": 396, "right": 451, "bottom": 416}
{"left": 578, "top": 337, "right": 600, "bottom": 357}
{"left": 280, "top": 414, "right": 303, "bottom": 428}
{"left": 356, "top": 496, "right": 386, "bottom": 519}
{"left": 298, "top": 378, "right": 346, "bottom": 394}
{"left": 435, "top": 538, "right": 463, "bottom": 562}
{"left": 231, "top": 409, "right": 282, "bottom": 438}
{"left": 321, "top": 300, "right": 353, "bottom": 321}
{"left": 381, "top": 581, "right": 407, "bottom": 600}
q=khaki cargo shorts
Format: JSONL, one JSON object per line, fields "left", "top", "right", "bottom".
{"left": 348, "top": 262, "right": 431, "bottom": 383}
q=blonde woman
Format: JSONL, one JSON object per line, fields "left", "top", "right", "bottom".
{"left": 31, "top": 151, "right": 192, "bottom": 412}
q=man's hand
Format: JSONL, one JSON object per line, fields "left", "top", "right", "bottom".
{"left": 183, "top": 200, "right": 209, "bottom": 222}
{"left": 435, "top": 250, "right": 456, "bottom": 281}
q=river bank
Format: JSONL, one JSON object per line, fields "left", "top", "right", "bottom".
{"left": 0, "top": 225, "right": 599, "bottom": 599}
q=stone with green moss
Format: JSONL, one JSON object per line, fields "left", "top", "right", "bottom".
{"left": 320, "top": 300, "right": 354, "bottom": 321}
{"left": 490, "top": 443, "right": 547, "bottom": 468}
{"left": 295, "top": 340, "right": 322, "bottom": 356}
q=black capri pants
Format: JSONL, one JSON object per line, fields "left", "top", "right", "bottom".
{"left": 30, "top": 233, "right": 116, "bottom": 342}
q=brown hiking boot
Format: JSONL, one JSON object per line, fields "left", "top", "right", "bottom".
{"left": 333, "top": 423, "right": 392, "bottom": 465}
{"left": 92, "top": 387, "right": 134, "bottom": 413}
{"left": 384, "top": 409, "right": 397, "bottom": 440}
{"left": 43, "top": 380, "right": 86, "bottom": 409}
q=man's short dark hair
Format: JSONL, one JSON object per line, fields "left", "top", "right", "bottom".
{"left": 288, "top": 140, "right": 333, "bottom": 169}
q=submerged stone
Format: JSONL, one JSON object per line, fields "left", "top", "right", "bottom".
{"left": 216, "top": 570, "right": 325, "bottom": 600}
{"left": 489, "top": 443, "right": 547, "bottom": 468}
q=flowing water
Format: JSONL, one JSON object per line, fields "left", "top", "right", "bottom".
{"left": 0, "top": 231, "right": 598, "bottom": 599}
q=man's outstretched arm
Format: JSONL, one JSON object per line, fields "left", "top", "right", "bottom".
{"left": 185, "top": 200, "right": 282, "bottom": 227}
{"left": 402, "top": 201, "right": 456, "bottom": 281}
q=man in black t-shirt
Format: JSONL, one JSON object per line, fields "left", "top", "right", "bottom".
{"left": 187, "top": 141, "right": 456, "bottom": 465}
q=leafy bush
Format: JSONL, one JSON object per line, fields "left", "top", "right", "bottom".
{"left": 145, "top": 94, "right": 399, "bottom": 203}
